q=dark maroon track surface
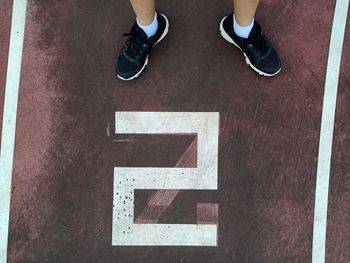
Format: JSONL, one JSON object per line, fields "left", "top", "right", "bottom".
{"left": 2, "top": 0, "right": 349, "bottom": 262}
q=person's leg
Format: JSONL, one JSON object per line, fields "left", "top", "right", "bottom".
{"left": 233, "top": 0, "right": 259, "bottom": 27}
{"left": 130, "top": 0, "right": 156, "bottom": 26}
{"left": 232, "top": 0, "right": 259, "bottom": 38}
{"left": 130, "top": 0, "right": 158, "bottom": 38}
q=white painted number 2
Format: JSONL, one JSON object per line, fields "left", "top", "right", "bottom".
{"left": 112, "top": 112, "right": 219, "bottom": 246}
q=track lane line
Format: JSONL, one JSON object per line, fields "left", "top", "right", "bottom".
{"left": 312, "top": 0, "right": 349, "bottom": 262}
{"left": 0, "top": 0, "right": 28, "bottom": 262}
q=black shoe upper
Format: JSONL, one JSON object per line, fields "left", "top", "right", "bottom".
{"left": 116, "top": 12, "right": 167, "bottom": 80}
{"left": 222, "top": 14, "right": 281, "bottom": 75}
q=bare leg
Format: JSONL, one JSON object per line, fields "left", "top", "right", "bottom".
{"left": 233, "top": 0, "right": 259, "bottom": 26}
{"left": 130, "top": 0, "right": 156, "bottom": 25}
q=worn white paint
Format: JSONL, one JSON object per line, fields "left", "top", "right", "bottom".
{"left": 0, "top": 0, "right": 28, "bottom": 262}
{"left": 113, "top": 112, "right": 219, "bottom": 246}
{"left": 312, "top": 1, "right": 349, "bottom": 262}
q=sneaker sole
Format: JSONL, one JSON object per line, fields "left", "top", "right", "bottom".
{"left": 117, "top": 13, "right": 170, "bottom": 81}
{"left": 219, "top": 17, "right": 281, "bottom": 77}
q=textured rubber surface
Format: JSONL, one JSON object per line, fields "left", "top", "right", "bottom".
{"left": 1, "top": 0, "right": 350, "bottom": 262}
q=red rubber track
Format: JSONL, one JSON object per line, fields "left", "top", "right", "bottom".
{"left": 1, "top": 0, "right": 349, "bottom": 262}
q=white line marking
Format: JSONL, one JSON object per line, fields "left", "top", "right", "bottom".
{"left": 113, "top": 112, "right": 219, "bottom": 246}
{"left": 0, "top": 0, "right": 28, "bottom": 262}
{"left": 135, "top": 138, "right": 196, "bottom": 224}
{"left": 312, "top": 1, "right": 349, "bottom": 262}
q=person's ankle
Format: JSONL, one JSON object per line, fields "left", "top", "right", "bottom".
{"left": 233, "top": 14, "right": 254, "bottom": 39}
{"left": 137, "top": 12, "right": 158, "bottom": 38}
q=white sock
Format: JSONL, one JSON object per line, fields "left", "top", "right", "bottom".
{"left": 137, "top": 12, "right": 158, "bottom": 38}
{"left": 233, "top": 14, "right": 254, "bottom": 39}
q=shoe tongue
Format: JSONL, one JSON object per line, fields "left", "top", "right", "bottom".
{"left": 134, "top": 22, "right": 149, "bottom": 40}
{"left": 247, "top": 21, "right": 270, "bottom": 53}
{"left": 248, "top": 21, "right": 261, "bottom": 39}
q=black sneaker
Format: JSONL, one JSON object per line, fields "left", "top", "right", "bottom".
{"left": 116, "top": 12, "right": 169, "bottom": 80}
{"left": 219, "top": 14, "right": 281, "bottom": 76}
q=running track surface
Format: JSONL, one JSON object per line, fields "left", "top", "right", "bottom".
{"left": 0, "top": 0, "right": 350, "bottom": 262}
